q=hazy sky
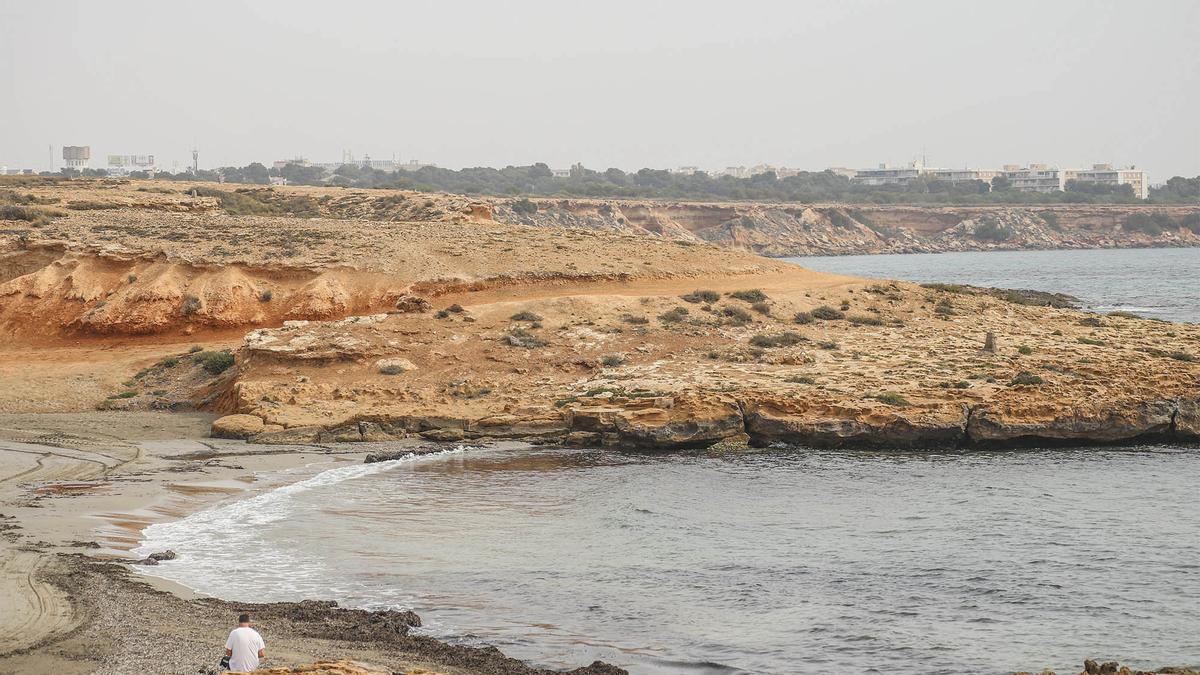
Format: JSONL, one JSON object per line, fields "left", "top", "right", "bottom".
{"left": 2, "top": 0, "right": 1198, "bottom": 179}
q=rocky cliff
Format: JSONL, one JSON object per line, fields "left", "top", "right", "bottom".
{"left": 495, "top": 200, "right": 1200, "bottom": 256}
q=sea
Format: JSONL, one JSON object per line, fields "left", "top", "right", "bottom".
{"left": 136, "top": 248, "right": 1200, "bottom": 674}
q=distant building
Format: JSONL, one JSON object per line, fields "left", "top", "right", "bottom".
{"left": 926, "top": 168, "right": 1003, "bottom": 185}
{"left": 273, "top": 157, "right": 436, "bottom": 174}
{"left": 62, "top": 145, "right": 90, "bottom": 170}
{"left": 826, "top": 167, "right": 857, "bottom": 179}
{"left": 551, "top": 168, "right": 572, "bottom": 178}
{"left": 851, "top": 162, "right": 925, "bottom": 186}
{"left": 672, "top": 166, "right": 703, "bottom": 176}
{"left": 1064, "top": 164, "right": 1149, "bottom": 199}
{"left": 1003, "top": 164, "right": 1065, "bottom": 193}
{"left": 107, "top": 154, "right": 157, "bottom": 175}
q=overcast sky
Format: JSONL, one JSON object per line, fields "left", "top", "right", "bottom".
{"left": 2, "top": 0, "right": 1197, "bottom": 180}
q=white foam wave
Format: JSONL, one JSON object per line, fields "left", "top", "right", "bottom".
{"left": 132, "top": 446, "right": 466, "bottom": 597}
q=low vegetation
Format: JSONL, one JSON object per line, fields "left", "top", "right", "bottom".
{"left": 810, "top": 306, "right": 844, "bottom": 321}
{"left": 658, "top": 307, "right": 690, "bottom": 324}
{"left": 729, "top": 289, "right": 768, "bottom": 303}
{"left": 506, "top": 328, "right": 547, "bottom": 348}
{"left": 198, "top": 350, "right": 235, "bottom": 375}
{"left": 680, "top": 290, "right": 720, "bottom": 304}
{"left": 749, "top": 331, "right": 805, "bottom": 348}
{"left": 868, "top": 392, "right": 911, "bottom": 407}
{"left": 1010, "top": 371, "right": 1045, "bottom": 386}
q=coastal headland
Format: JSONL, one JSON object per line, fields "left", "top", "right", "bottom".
{"left": 1, "top": 177, "right": 1198, "bottom": 673}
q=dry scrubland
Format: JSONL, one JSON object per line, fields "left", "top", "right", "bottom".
{"left": 1, "top": 177, "right": 1198, "bottom": 447}
{"left": 2, "top": 177, "right": 1200, "bottom": 674}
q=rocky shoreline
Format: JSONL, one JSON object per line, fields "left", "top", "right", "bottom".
{"left": 215, "top": 391, "right": 1200, "bottom": 451}
{"left": 43, "top": 555, "right": 625, "bottom": 675}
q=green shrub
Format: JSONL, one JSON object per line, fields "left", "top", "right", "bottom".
{"left": 729, "top": 289, "right": 768, "bottom": 303}
{"left": 511, "top": 310, "right": 543, "bottom": 322}
{"left": 181, "top": 294, "right": 202, "bottom": 315}
{"left": 506, "top": 328, "right": 547, "bottom": 348}
{"left": 785, "top": 375, "right": 815, "bottom": 384}
{"left": 160, "top": 357, "right": 179, "bottom": 368}
{"left": 1017, "top": 345, "right": 1033, "bottom": 355}
{"left": 793, "top": 311, "right": 814, "bottom": 324}
{"left": 847, "top": 314, "right": 884, "bottom": 326}
{"left": 658, "top": 307, "right": 690, "bottom": 323}
{"left": 869, "top": 392, "right": 910, "bottom": 407}
{"left": 196, "top": 350, "right": 235, "bottom": 375}
{"left": 811, "top": 306, "right": 844, "bottom": 320}
{"left": 817, "top": 340, "right": 839, "bottom": 350}
{"left": 601, "top": 354, "right": 625, "bottom": 367}
{"left": 621, "top": 314, "right": 649, "bottom": 325}
{"left": 751, "top": 301, "right": 771, "bottom": 315}
{"left": 188, "top": 345, "right": 203, "bottom": 353}
{"left": 720, "top": 306, "right": 753, "bottom": 325}
{"left": 108, "top": 391, "right": 138, "bottom": 399}
{"left": 1077, "top": 337, "right": 1106, "bottom": 346}
{"left": 378, "top": 364, "right": 405, "bottom": 375}
{"left": 1010, "top": 371, "right": 1044, "bottom": 386}
{"left": 974, "top": 218, "right": 1013, "bottom": 242}
{"left": 680, "top": 290, "right": 720, "bottom": 304}
{"left": 749, "top": 331, "right": 805, "bottom": 348}
{"left": 511, "top": 198, "right": 538, "bottom": 215}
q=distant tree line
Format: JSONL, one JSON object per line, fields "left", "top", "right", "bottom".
{"left": 50, "top": 163, "right": 1200, "bottom": 205}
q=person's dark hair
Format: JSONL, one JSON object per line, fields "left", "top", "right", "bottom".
{"left": 238, "top": 613, "right": 250, "bottom": 624}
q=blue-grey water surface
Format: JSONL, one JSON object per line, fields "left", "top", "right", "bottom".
{"left": 139, "top": 446, "right": 1200, "bottom": 675}
{"left": 788, "top": 248, "right": 1199, "bottom": 323}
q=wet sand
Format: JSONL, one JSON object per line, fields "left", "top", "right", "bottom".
{"left": 0, "top": 412, "right": 623, "bottom": 674}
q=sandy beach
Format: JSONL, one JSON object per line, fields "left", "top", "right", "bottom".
{"left": 0, "top": 412, "right": 624, "bottom": 674}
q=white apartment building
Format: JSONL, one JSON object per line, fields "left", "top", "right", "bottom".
{"left": 1003, "top": 164, "right": 1066, "bottom": 193}
{"left": 926, "top": 168, "right": 1003, "bottom": 184}
{"left": 1064, "top": 164, "right": 1149, "bottom": 199}
{"left": 851, "top": 162, "right": 924, "bottom": 186}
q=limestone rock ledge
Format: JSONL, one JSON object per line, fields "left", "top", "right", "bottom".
{"left": 213, "top": 393, "right": 1200, "bottom": 449}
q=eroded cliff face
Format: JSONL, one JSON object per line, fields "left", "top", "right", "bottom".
{"left": 493, "top": 200, "right": 1200, "bottom": 256}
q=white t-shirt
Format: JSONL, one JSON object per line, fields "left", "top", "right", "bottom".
{"left": 225, "top": 626, "right": 265, "bottom": 672}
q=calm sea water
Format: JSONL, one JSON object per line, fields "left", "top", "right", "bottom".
{"left": 788, "top": 248, "right": 1200, "bottom": 323}
{"left": 138, "top": 446, "right": 1200, "bottom": 675}
{"left": 137, "top": 248, "right": 1200, "bottom": 674}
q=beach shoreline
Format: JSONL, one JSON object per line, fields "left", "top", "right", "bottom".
{"left": 0, "top": 411, "right": 623, "bottom": 674}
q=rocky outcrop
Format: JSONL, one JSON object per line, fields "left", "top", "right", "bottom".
{"left": 967, "top": 399, "right": 1176, "bottom": 445}
{"left": 221, "top": 394, "right": 1200, "bottom": 450}
{"left": 1174, "top": 398, "right": 1200, "bottom": 440}
{"left": 211, "top": 414, "right": 269, "bottom": 439}
{"left": 743, "top": 399, "right": 969, "bottom": 448}
{"left": 608, "top": 396, "right": 744, "bottom": 449}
